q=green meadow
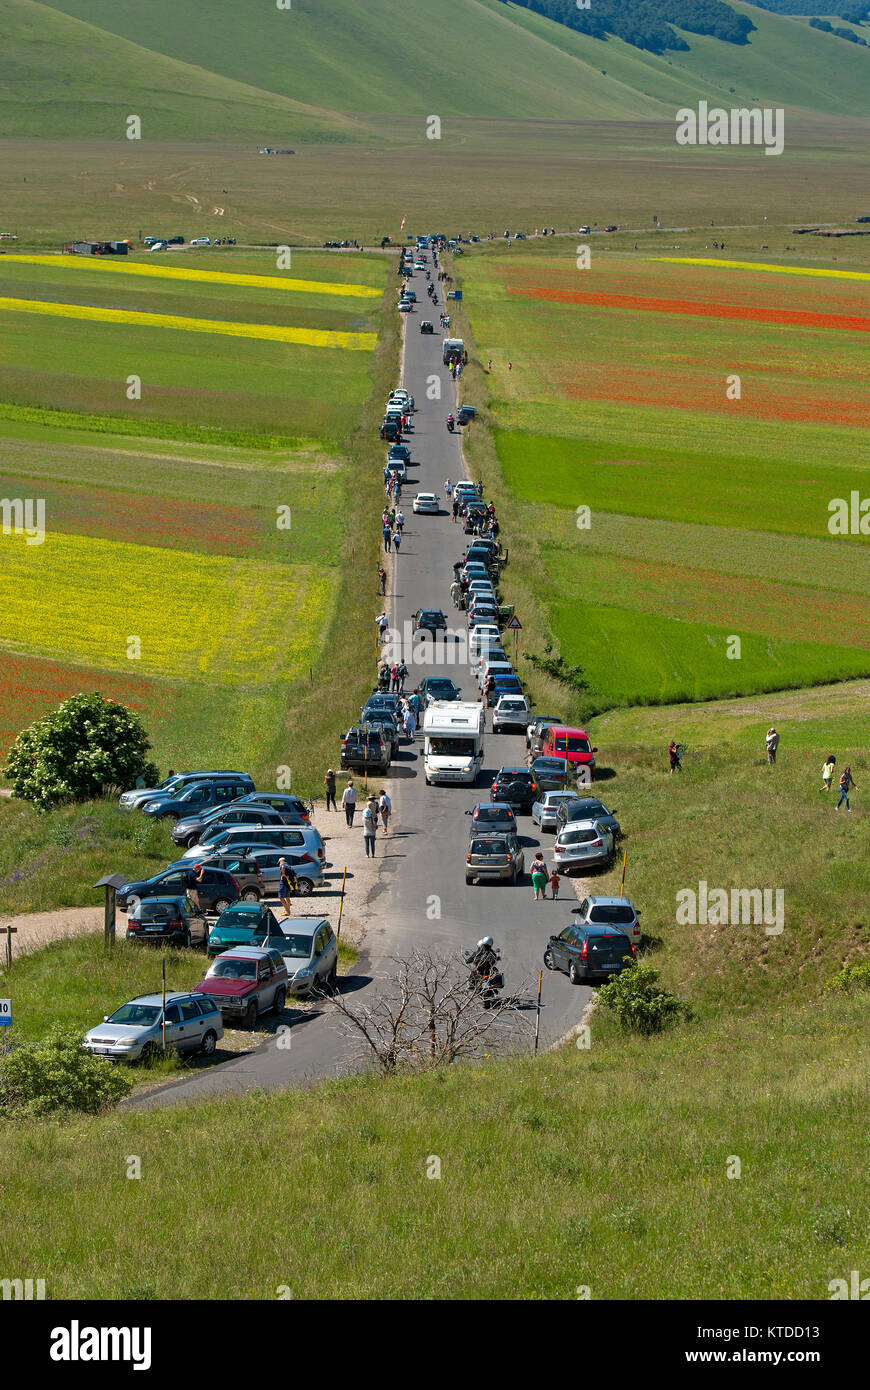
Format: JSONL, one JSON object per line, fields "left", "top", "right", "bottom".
{"left": 457, "top": 247, "right": 870, "bottom": 714}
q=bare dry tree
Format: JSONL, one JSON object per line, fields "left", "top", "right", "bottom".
{"left": 326, "top": 949, "right": 531, "bottom": 1074}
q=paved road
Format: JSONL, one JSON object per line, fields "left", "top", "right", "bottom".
{"left": 133, "top": 262, "right": 590, "bottom": 1110}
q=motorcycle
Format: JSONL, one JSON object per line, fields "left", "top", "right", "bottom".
{"left": 446, "top": 415, "right": 455, "bottom": 433}
{"left": 464, "top": 945, "right": 504, "bottom": 1008}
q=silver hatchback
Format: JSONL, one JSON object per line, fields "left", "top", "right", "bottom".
{"left": 552, "top": 820, "right": 614, "bottom": 873}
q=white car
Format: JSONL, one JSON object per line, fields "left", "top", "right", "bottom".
{"left": 493, "top": 695, "right": 532, "bottom": 733}
{"left": 390, "top": 390, "right": 412, "bottom": 407}
{"left": 413, "top": 260, "right": 426, "bottom": 269}
{"left": 469, "top": 624, "right": 501, "bottom": 657}
{"left": 398, "top": 299, "right": 413, "bottom": 312}
{"left": 149, "top": 241, "right": 168, "bottom": 252}
{"left": 531, "top": 789, "right": 580, "bottom": 831}
{"left": 190, "top": 237, "right": 211, "bottom": 248}
{"left": 552, "top": 820, "right": 614, "bottom": 873}
{"left": 413, "top": 492, "right": 440, "bottom": 514}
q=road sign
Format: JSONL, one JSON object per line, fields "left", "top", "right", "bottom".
{"left": 506, "top": 615, "right": 522, "bottom": 630}
{"left": 0, "top": 999, "right": 12, "bottom": 1027}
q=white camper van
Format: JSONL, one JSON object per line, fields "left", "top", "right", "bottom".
{"left": 423, "top": 701, "right": 485, "bottom": 786}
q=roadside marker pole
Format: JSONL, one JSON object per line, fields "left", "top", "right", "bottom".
{"left": 4, "top": 925, "right": 18, "bottom": 971}
{"left": 161, "top": 955, "right": 166, "bottom": 1054}
{"left": 534, "top": 970, "right": 543, "bottom": 1054}
{"left": 336, "top": 867, "right": 348, "bottom": 941}
{"left": 621, "top": 849, "right": 627, "bottom": 892}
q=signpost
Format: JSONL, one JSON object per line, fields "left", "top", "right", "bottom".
{"left": 506, "top": 612, "right": 522, "bottom": 665}
{"left": 3, "top": 925, "right": 17, "bottom": 970}
{"left": 0, "top": 999, "right": 12, "bottom": 1028}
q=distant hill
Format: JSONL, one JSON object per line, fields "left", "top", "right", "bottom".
{"left": 0, "top": 0, "right": 364, "bottom": 141}
{"left": 7, "top": 0, "right": 869, "bottom": 140}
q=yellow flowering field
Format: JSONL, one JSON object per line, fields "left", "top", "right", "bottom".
{"left": 2, "top": 255, "right": 382, "bottom": 299}
{"left": 0, "top": 531, "right": 334, "bottom": 684}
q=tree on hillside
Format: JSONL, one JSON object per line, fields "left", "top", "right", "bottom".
{"left": 508, "top": 0, "right": 755, "bottom": 54}
{"left": 5, "top": 692, "right": 158, "bottom": 810}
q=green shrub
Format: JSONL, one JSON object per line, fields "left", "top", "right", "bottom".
{"left": 5, "top": 692, "right": 158, "bottom": 810}
{"left": 598, "top": 962, "right": 694, "bottom": 1036}
{"left": 827, "top": 960, "right": 870, "bottom": 994}
{"left": 0, "top": 1028, "right": 132, "bottom": 1117}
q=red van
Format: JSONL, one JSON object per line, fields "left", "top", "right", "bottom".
{"left": 540, "top": 726, "right": 597, "bottom": 773}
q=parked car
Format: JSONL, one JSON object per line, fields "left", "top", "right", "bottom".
{"left": 466, "top": 834, "right": 525, "bottom": 885}
{"left": 364, "top": 691, "right": 403, "bottom": 716}
{"left": 457, "top": 405, "right": 476, "bottom": 424}
{"left": 125, "top": 896, "right": 209, "bottom": 949}
{"left": 486, "top": 675, "right": 524, "bottom": 706}
{"left": 190, "top": 237, "right": 212, "bottom": 247}
{"left": 418, "top": 676, "right": 462, "bottom": 705}
{"left": 270, "top": 917, "right": 338, "bottom": 996}
{"left": 181, "top": 850, "right": 321, "bottom": 899}
{"left": 465, "top": 802, "right": 517, "bottom": 837}
{"left": 117, "top": 865, "right": 240, "bottom": 915}
{"left": 552, "top": 820, "right": 614, "bottom": 873}
{"left": 529, "top": 756, "right": 570, "bottom": 792}
{"left": 389, "top": 444, "right": 411, "bottom": 463}
{"left": 193, "top": 946, "right": 289, "bottom": 1028}
{"left": 386, "top": 459, "right": 407, "bottom": 480}
{"left": 363, "top": 709, "right": 401, "bottom": 758}
{"left": 171, "top": 803, "right": 303, "bottom": 850}
{"left": 493, "top": 695, "right": 532, "bottom": 733}
{"left": 420, "top": 320, "right": 434, "bottom": 333}
{"left": 538, "top": 727, "right": 597, "bottom": 775}
{"left": 84, "top": 992, "right": 223, "bottom": 1061}
{"left": 341, "top": 725, "right": 391, "bottom": 772}
{"left": 526, "top": 716, "right": 564, "bottom": 752}
{"left": 544, "top": 923, "right": 635, "bottom": 984}
{"left": 413, "top": 608, "right": 448, "bottom": 635}
{"left": 231, "top": 792, "right": 311, "bottom": 822}
{"left": 166, "top": 235, "right": 185, "bottom": 245}
{"left": 491, "top": 767, "right": 539, "bottom": 812}
{"left": 206, "top": 902, "right": 282, "bottom": 957}
{"left": 531, "top": 789, "right": 579, "bottom": 831}
{"left": 149, "top": 241, "right": 168, "bottom": 252}
{"left": 413, "top": 492, "right": 440, "bottom": 514}
{"left": 244, "top": 847, "right": 323, "bottom": 896}
{"left": 182, "top": 824, "right": 325, "bottom": 863}
{"left": 573, "top": 896, "right": 641, "bottom": 948}
{"left": 119, "top": 771, "right": 249, "bottom": 812}
{"left": 142, "top": 775, "right": 256, "bottom": 822}
{"left": 555, "top": 796, "right": 621, "bottom": 839}
{"left": 398, "top": 299, "right": 412, "bottom": 312}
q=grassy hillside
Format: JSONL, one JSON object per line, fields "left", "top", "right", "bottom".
{"left": 40, "top": 0, "right": 870, "bottom": 121}
{"left": 0, "top": 0, "right": 364, "bottom": 140}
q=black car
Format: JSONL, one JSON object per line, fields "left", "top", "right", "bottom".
{"left": 457, "top": 405, "right": 476, "bottom": 424}
{"left": 141, "top": 774, "right": 256, "bottom": 822}
{"left": 544, "top": 922, "right": 635, "bottom": 984}
{"left": 117, "top": 866, "right": 240, "bottom": 915}
{"left": 232, "top": 792, "right": 311, "bottom": 821}
{"left": 365, "top": 691, "right": 402, "bottom": 715}
{"left": 166, "top": 235, "right": 185, "bottom": 245}
{"left": 491, "top": 767, "right": 539, "bottom": 812}
{"left": 341, "top": 726, "right": 391, "bottom": 771}
{"left": 363, "top": 710, "right": 401, "bottom": 757}
{"left": 380, "top": 419, "right": 401, "bottom": 441}
{"left": 171, "top": 803, "right": 304, "bottom": 849}
{"left": 418, "top": 676, "right": 461, "bottom": 704}
{"left": 420, "top": 320, "right": 434, "bottom": 333}
{"left": 126, "top": 895, "right": 209, "bottom": 948}
{"left": 413, "top": 608, "right": 448, "bottom": 635}
{"left": 555, "top": 797, "right": 621, "bottom": 839}
{"left": 388, "top": 444, "right": 411, "bottom": 463}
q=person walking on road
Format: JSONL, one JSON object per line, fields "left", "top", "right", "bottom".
{"left": 450, "top": 579, "right": 462, "bottom": 609}
{"left": 391, "top": 662, "right": 400, "bottom": 693}
{"left": 766, "top": 727, "right": 780, "bottom": 765}
{"left": 821, "top": 755, "right": 836, "bottom": 792}
{"left": 836, "top": 766, "right": 856, "bottom": 811}
{"left": 341, "top": 779, "right": 358, "bottom": 827}
{"left": 377, "top": 612, "right": 389, "bottom": 642}
{"left": 383, "top": 525, "right": 392, "bottom": 552}
{"left": 378, "top": 789, "right": 392, "bottom": 835}
{"left": 531, "top": 852, "right": 550, "bottom": 901}
{"left": 549, "top": 869, "right": 561, "bottom": 901}
{"left": 444, "top": 478, "right": 452, "bottom": 497}
{"left": 324, "top": 767, "right": 337, "bottom": 812}
{"left": 396, "top": 660, "right": 408, "bottom": 692}
{"left": 378, "top": 565, "right": 387, "bottom": 596}
{"left": 362, "top": 798, "right": 377, "bottom": 857}
{"left": 452, "top": 497, "right": 460, "bottom": 523}
{"left": 393, "top": 529, "right": 402, "bottom": 554}
{"left": 278, "top": 858, "right": 299, "bottom": 918}
{"left": 395, "top": 509, "right": 405, "bottom": 532}
{"left": 403, "top": 705, "right": 417, "bottom": 740}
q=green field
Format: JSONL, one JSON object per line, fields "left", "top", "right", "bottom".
{"left": 0, "top": 248, "right": 392, "bottom": 782}
{"left": 457, "top": 245, "right": 870, "bottom": 713}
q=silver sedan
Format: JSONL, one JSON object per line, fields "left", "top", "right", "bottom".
{"left": 531, "top": 790, "right": 581, "bottom": 832}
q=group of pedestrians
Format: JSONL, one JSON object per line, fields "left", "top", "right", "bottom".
{"left": 328, "top": 775, "right": 393, "bottom": 855}
{"left": 530, "top": 852, "right": 561, "bottom": 902}
{"left": 667, "top": 726, "right": 858, "bottom": 811}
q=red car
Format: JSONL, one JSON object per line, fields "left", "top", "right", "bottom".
{"left": 194, "top": 946, "right": 289, "bottom": 1029}
{"left": 539, "top": 726, "right": 598, "bottom": 773}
